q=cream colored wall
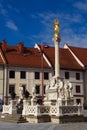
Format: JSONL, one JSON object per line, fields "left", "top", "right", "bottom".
{"left": 8, "top": 67, "right": 53, "bottom": 97}
{"left": 3, "top": 66, "right": 84, "bottom": 105}
{"left": 84, "top": 70, "right": 87, "bottom": 107}
{"left": 61, "top": 70, "right": 84, "bottom": 105}
{"left": 0, "top": 67, "right": 3, "bottom": 99}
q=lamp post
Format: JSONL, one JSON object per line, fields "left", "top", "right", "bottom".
{"left": 41, "top": 45, "right": 44, "bottom": 104}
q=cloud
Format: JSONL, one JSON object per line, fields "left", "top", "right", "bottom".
{"left": 73, "top": 1, "right": 87, "bottom": 11}
{"left": 5, "top": 21, "right": 18, "bottom": 31}
{"left": 31, "top": 12, "right": 86, "bottom": 47}
{"left": 62, "top": 33, "right": 87, "bottom": 48}
{"left": 7, "top": 4, "right": 20, "bottom": 14}
{"left": 0, "top": 2, "right": 8, "bottom": 17}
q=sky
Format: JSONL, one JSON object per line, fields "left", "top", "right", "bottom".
{"left": 0, "top": 0, "right": 87, "bottom": 48}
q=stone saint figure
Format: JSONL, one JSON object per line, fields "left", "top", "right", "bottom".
{"left": 53, "top": 19, "right": 60, "bottom": 41}
{"left": 32, "top": 87, "right": 36, "bottom": 99}
{"left": 50, "top": 78, "right": 55, "bottom": 88}
{"left": 19, "top": 86, "right": 23, "bottom": 99}
{"left": 57, "top": 79, "right": 64, "bottom": 98}
{"left": 64, "top": 81, "right": 73, "bottom": 99}
{"left": 68, "top": 82, "right": 73, "bottom": 98}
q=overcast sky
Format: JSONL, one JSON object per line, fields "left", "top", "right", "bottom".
{"left": 0, "top": 0, "right": 87, "bottom": 47}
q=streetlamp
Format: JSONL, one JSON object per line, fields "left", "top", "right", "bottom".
{"left": 41, "top": 45, "right": 44, "bottom": 104}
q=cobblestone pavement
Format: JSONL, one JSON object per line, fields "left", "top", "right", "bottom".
{"left": 0, "top": 122, "right": 87, "bottom": 130}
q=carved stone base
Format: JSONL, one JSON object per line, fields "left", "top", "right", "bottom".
{"left": 51, "top": 115, "right": 84, "bottom": 123}
{"left": 44, "top": 100, "right": 56, "bottom": 105}
{"left": 26, "top": 115, "right": 51, "bottom": 123}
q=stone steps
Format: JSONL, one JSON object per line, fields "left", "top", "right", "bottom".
{"left": 0, "top": 113, "right": 27, "bottom": 123}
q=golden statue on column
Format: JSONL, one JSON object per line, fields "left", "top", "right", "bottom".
{"left": 53, "top": 19, "right": 61, "bottom": 41}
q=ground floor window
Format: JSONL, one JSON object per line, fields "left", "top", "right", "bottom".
{"left": 76, "top": 99, "right": 81, "bottom": 104}
{"left": 76, "top": 85, "right": 81, "bottom": 93}
{"left": 35, "top": 85, "right": 40, "bottom": 94}
{"left": 21, "top": 84, "right": 26, "bottom": 94}
{"left": 9, "top": 84, "right": 15, "bottom": 94}
{"left": 44, "top": 85, "right": 46, "bottom": 94}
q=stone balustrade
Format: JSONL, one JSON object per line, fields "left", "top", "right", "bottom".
{"left": 22, "top": 103, "right": 50, "bottom": 116}
{"left": 2, "top": 101, "right": 12, "bottom": 114}
{"left": 22, "top": 100, "right": 83, "bottom": 117}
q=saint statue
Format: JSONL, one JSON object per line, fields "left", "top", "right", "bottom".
{"left": 64, "top": 81, "right": 73, "bottom": 99}
{"left": 53, "top": 19, "right": 60, "bottom": 41}
{"left": 57, "top": 79, "right": 64, "bottom": 98}
{"left": 19, "top": 86, "right": 24, "bottom": 99}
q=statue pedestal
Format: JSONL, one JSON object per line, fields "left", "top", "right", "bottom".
{"left": 31, "top": 98, "right": 37, "bottom": 106}
{"left": 47, "top": 88, "right": 58, "bottom": 100}
{"left": 44, "top": 99, "right": 56, "bottom": 106}
{"left": 56, "top": 98, "right": 74, "bottom": 106}
{"left": 11, "top": 100, "right": 17, "bottom": 115}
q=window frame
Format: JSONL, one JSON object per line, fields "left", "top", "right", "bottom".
{"left": 35, "top": 72, "right": 40, "bottom": 79}
{"left": 76, "top": 99, "right": 81, "bottom": 104}
{"left": 9, "top": 70, "right": 15, "bottom": 78}
{"left": 35, "top": 85, "right": 40, "bottom": 94}
{"left": 76, "top": 72, "right": 80, "bottom": 80}
{"left": 65, "top": 72, "right": 69, "bottom": 79}
{"left": 76, "top": 85, "right": 81, "bottom": 93}
{"left": 20, "top": 71, "right": 26, "bottom": 79}
{"left": 44, "top": 72, "right": 49, "bottom": 80}
{"left": 9, "top": 84, "right": 15, "bottom": 94}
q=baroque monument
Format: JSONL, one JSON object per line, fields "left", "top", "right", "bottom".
{"left": 44, "top": 19, "right": 73, "bottom": 102}
{"left": 1, "top": 19, "right": 84, "bottom": 123}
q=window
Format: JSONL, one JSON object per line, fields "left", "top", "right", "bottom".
{"left": 20, "top": 71, "right": 26, "bottom": 79}
{"left": 44, "top": 85, "right": 46, "bottom": 94}
{"left": 44, "top": 72, "right": 49, "bottom": 80}
{"left": 65, "top": 72, "right": 69, "bottom": 79}
{"left": 76, "top": 99, "right": 81, "bottom": 104}
{"left": 35, "top": 85, "right": 40, "bottom": 94}
{"left": 76, "top": 85, "right": 80, "bottom": 93}
{"left": 9, "top": 85, "right": 15, "bottom": 94}
{"left": 35, "top": 72, "right": 40, "bottom": 79}
{"left": 21, "top": 84, "right": 26, "bottom": 94}
{"left": 9, "top": 70, "right": 15, "bottom": 78}
{"left": 76, "top": 73, "right": 80, "bottom": 80}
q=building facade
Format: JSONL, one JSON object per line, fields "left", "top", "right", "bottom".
{"left": 0, "top": 40, "right": 85, "bottom": 106}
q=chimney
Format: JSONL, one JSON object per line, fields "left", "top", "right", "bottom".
{"left": 18, "top": 42, "right": 24, "bottom": 53}
{"left": 1, "top": 40, "right": 7, "bottom": 52}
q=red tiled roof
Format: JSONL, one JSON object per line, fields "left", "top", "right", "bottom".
{"left": 0, "top": 42, "right": 83, "bottom": 70}
{"left": 0, "top": 57, "right": 3, "bottom": 65}
{"left": 0, "top": 44, "right": 49, "bottom": 68}
{"left": 68, "top": 45, "right": 87, "bottom": 67}
{"left": 40, "top": 45, "right": 83, "bottom": 70}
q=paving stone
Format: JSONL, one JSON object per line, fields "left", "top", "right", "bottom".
{"left": 0, "top": 122, "right": 87, "bottom": 130}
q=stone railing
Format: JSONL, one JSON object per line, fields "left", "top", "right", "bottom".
{"left": 50, "top": 105, "right": 83, "bottom": 116}
{"left": 2, "top": 101, "right": 12, "bottom": 114}
{"left": 22, "top": 100, "right": 50, "bottom": 116}
{"left": 22, "top": 104, "right": 50, "bottom": 116}
{"left": 38, "top": 105, "right": 50, "bottom": 115}
{"left": 22, "top": 105, "right": 37, "bottom": 116}
{"left": 22, "top": 100, "right": 83, "bottom": 117}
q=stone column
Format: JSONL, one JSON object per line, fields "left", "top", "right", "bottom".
{"left": 54, "top": 39, "right": 60, "bottom": 77}
{"left": 53, "top": 19, "right": 61, "bottom": 78}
